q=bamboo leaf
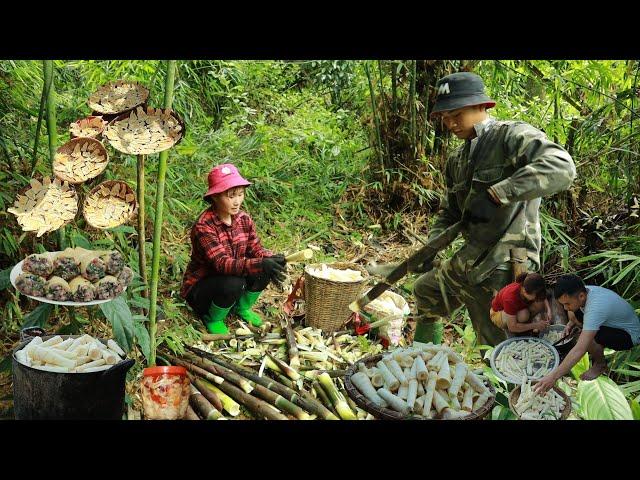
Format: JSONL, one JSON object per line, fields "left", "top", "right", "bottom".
{"left": 100, "top": 296, "right": 134, "bottom": 352}
{"left": 21, "top": 303, "right": 54, "bottom": 329}
{"left": 0, "top": 267, "right": 11, "bottom": 291}
{"left": 576, "top": 376, "right": 633, "bottom": 420}
{"left": 134, "top": 319, "right": 151, "bottom": 361}
{"left": 630, "top": 399, "right": 640, "bottom": 420}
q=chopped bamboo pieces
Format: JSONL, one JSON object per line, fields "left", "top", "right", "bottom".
{"left": 53, "top": 138, "right": 109, "bottom": 184}
{"left": 15, "top": 334, "right": 125, "bottom": 373}
{"left": 513, "top": 381, "right": 566, "bottom": 420}
{"left": 69, "top": 116, "right": 107, "bottom": 139}
{"left": 103, "top": 106, "right": 184, "bottom": 155}
{"left": 494, "top": 339, "right": 557, "bottom": 383}
{"left": 88, "top": 80, "right": 149, "bottom": 115}
{"left": 350, "top": 344, "right": 494, "bottom": 419}
{"left": 8, "top": 177, "right": 77, "bottom": 237}
{"left": 83, "top": 181, "right": 136, "bottom": 229}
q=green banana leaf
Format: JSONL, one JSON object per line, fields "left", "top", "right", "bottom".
{"left": 571, "top": 353, "right": 590, "bottom": 381}
{"left": 576, "top": 376, "right": 633, "bottom": 420}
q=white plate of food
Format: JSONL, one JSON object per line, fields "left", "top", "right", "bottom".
{"left": 10, "top": 248, "right": 133, "bottom": 306}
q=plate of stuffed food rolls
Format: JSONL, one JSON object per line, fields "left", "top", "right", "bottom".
{"left": 10, "top": 247, "right": 133, "bottom": 306}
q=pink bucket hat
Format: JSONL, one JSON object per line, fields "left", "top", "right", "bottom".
{"left": 203, "top": 163, "right": 252, "bottom": 198}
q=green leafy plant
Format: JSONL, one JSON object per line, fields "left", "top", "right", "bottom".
{"left": 576, "top": 376, "right": 633, "bottom": 420}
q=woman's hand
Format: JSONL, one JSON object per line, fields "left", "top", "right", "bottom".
{"left": 262, "top": 256, "right": 287, "bottom": 285}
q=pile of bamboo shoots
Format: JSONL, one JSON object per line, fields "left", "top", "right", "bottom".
{"left": 170, "top": 346, "right": 372, "bottom": 420}
{"left": 193, "top": 322, "right": 384, "bottom": 389}
{"left": 513, "top": 381, "right": 566, "bottom": 420}
{"left": 306, "top": 264, "right": 363, "bottom": 282}
{"left": 15, "top": 334, "right": 126, "bottom": 373}
{"left": 494, "top": 339, "right": 556, "bottom": 383}
{"left": 350, "top": 343, "right": 493, "bottom": 419}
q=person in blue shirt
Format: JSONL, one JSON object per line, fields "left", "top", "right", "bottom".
{"left": 535, "top": 273, "right": 640, "bottom": 394}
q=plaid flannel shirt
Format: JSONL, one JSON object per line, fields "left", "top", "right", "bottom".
{"left": 181, "top": 209, "right": 272, "bottom": 299}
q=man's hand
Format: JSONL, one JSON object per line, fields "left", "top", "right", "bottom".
{"left": 366, "top": 259, "right": 434, "bottom": 278}
{"left": 535, "top": 318, "right": 550, "bottom": 331}
{"left": 533, "top": 373, "right": 558, "bottom": 395}
{"left": 563, "top": 322, "right": 574, "bottom": 337}
{"left": 464, "top": 191, "right": 500, "bottom": 223}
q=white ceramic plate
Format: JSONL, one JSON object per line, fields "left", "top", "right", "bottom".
{"left": 10, "top": 252, "right": 126, "bottom": 306}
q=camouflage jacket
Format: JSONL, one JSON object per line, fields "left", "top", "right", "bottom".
{"left": 428, "top": 117, "right": 576, "bottom": 285}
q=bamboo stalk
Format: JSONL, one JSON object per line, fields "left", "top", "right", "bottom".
{"left": 31, "top": 65, "right": 50, "bottom": 175}
{"left": 164, "top": 354, "right": 225, "bottom": 386}
{"left": 266, "top": 352, "right": 300, "bottom": 381}
{"left": 182, "top": 352, "right": 311, "bottom": 420}
{"left": 312, "top": 380, "right": 338, "bottom": 416}
{"left": 186, "top": 346, "right": 338, "bottom": 420}
{"left": 318, "top": 372, "right": 357, "bottom": 420}
{"left": 179, "top": 352, "right": 253, "bottom": 393}
{"left": 202, "top": 382, "right": 240, "bottom": 417}
{"left": 185, "top": 404, "right": 201, "bottom": 420}
{"left": 281, "top": 316, "right": 300, "bottom": 369}
{"left": 43, "top": 60, "right": 65, "bottom": 250}
{"left": 209, "top": 373, "right": 289, "bottom": 420}
{"left": 148, "top": 60, "right": 177, "bottom": 367}
{"left": 189, "top": 374, "right": 223, "bottom": 412}
{"left": 136, "top": 154, "right": 149, "bottom": 303}
{"left": 189, "top": 384, "right": 224, "bottom": 420}
{"left": 365, "top": 62, "right": 386, "bottom": 179}
{"left": 410, "top": 60, "right": 417, "bottom": 155}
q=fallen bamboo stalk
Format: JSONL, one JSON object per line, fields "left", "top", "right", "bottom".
{"left": 281, "top": 316, "right": 300, "bottom": 369}
{"left": 313, "top": 380, "right": 339, "bottom": 416}
{"left": 164, "top": 354, "right": 225, "bottom": 386}
{"left": 191, "top": 375, "right": 224, "bottom": 413}
{"left": 179, "top": 352, "right": 254, "bottom": 394}
{"left": 318, "top": 372, "right": 357, "bottom": 420}
{"left": 210, "top": 373, "right": 289, "bottom": 420}
{"left": 189, "top": 384, "right": 225, "bottom": 420}
{"left": 185, "top": 404, "right": 201, "bottom": 420}
{"left": 184, "top": 353, "right": 311, "bottom": 420}
{"left": 266, "top": 352, "right": 301, "bottom": 381}
{"left": 186, "top": 346, "right": 338, "bottom": 420}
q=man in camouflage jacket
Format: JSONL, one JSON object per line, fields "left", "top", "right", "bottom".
{"left": 401, "top": 72, "right": 576, "bottom": 347}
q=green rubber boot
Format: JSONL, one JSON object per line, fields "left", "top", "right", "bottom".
{"left": 413, "top": 320, "right": 444, "bottom": 345}
{"left": 235, "top": 290, "right": 264, "bottom": 327}
{"left": 203, "top": 302, "right": 233, "bottom": 334}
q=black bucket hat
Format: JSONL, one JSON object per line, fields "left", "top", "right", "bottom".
{"left": 431, "top": 72, "right": 496, "bottom": 116}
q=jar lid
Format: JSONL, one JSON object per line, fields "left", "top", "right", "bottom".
{"left": 143, "top": 366, "right": 187, "bottom": 377}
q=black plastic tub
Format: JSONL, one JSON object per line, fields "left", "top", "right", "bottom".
{"left": 12, "top": 335, "right": 134, "bottom": 420}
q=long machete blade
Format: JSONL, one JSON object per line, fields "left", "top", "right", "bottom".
{"left": 349, "top": 220, "right": 463, "bottom": 312}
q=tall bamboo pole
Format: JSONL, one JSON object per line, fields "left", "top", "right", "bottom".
{"left": 365, "top": 62, "right": 385, "bottom": 182}
{"left": 32, "top": 67, "right": 51, "bottom": 175}
{"left": 43, "top": 60, "right": 65, "bottom": 250}
{"left": 148, "top": 60, "right": 177, "bottom": 366}
{"left": 136, "top": 154, "right": 148, "bottom": 302}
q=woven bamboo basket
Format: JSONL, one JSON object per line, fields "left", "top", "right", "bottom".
{"left": 103, "top": 106, "right": 185, "bottom": 155}
{"left": 344, "top": 354, "right": 496, "bottom": 420}
{"left": 88, "top": 80, "right": 149, "bottom": 115}
{"left": 509, "top": 384, "right": 571, "bottom": 420}
{"left": 8, "top": 176, "right": 78, "bottom": 237}
{"left": 69, "top": 116, "right": 107, "bottom": 139}
{"left": 53, "top": 137, "right": 109, "bottom": 184}
{"left": 303, "top": 262, "right": 369, "bottom": 333}
{"left": 82, "top": 180, "right": 137, "bottom": 230}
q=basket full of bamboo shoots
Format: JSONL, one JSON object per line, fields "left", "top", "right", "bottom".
{"left": 509, "top": 381, "right": 571, "bottom": 420}
{"left": 304, "top": 262, "right": 369, "bottom": 334}
{"left": 344, "top": 343, "right": 496, "bottom": 420}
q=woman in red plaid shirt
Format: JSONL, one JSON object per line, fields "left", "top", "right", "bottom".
{"left": 181, "top": 164, "right": 286, "bottom": 334}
